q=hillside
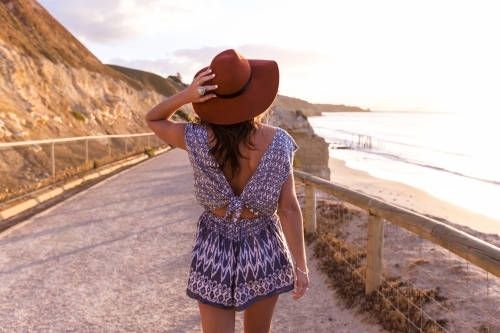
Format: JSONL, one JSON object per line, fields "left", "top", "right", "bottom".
{"left": 271, "top": 95, "right": 322, "bottom": 117}
{"left": 0, "top": 0, "right": 190, "bottom": 143}
{"left": 314, "top": 104, "right": 370, "bottom": 112}
{"left": 107, "top": 64, "right": 195, "bottom": 116}
{"left": 107, "top": 65, "right": 186, "bottom": 98}
{"left": 272, "top": 95, "right": 369, "bottom": 117}
{"left": 0, "top": 0, "right": 190, "bottom": 202}
{"left": 0, "top": 0, "right": 332, "bottom": 198}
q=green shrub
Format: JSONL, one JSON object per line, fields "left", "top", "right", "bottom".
{"left": 174, "top": 110, "right": 190, "bottom": 121}
{"left": 73, "top": 112, "right": 86, "bottom": 121}
{"left": 168, "top": 73, "right": 187, "bottom": 87}
{"left": 144, "top": 146, "right": 155, "bottom": 158}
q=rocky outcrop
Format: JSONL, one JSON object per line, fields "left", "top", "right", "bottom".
{"left": 268, "top": 107, "right": 330, "bottom": 180}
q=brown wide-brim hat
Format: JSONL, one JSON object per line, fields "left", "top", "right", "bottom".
{"left": 192, "top": 49, "right": 279, "bottom": 125}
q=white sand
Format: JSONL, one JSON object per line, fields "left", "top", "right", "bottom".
{"left": 328, "top": 157, "right": 500, "bottom": 244}
{"left": 324, "top": 157, "right": 500, "bottom": 331}
{"left": 268, "top": 243, "right": 388, "bottom": 332}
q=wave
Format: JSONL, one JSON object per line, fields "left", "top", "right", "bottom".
{"left": 344, "top": 147, "right": 500, "bottom": 187}
{"left": 318, "top": 127, "right": 472, "bottom": 158}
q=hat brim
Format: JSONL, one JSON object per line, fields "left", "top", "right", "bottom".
{"left": 192, "top": 60, "right": 279, "bottom": 125}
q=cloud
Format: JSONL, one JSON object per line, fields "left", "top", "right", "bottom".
{"left": 109, "top": 57, "right": 199, "bottom": 81}
{"left": 38, "top": 0, "right": 217, "bottom": 44}
{"left": 173, "top": 45, "right": 332, "bottom": 68}
{"left": 109, "top": 45, "right": 332, "bottom": 83}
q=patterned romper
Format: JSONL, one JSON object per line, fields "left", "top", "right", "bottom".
{"left": 184, "top": 123, "right": 299, "bottom": 311}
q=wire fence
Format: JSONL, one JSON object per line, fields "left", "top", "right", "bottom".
{"left": 296, "top": 182, "right": 500, "bottom": 333}
{"left": 0, "top": 134, "right": 167, "bottom": 204}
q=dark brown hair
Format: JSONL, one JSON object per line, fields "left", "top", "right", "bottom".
{"left": 191, "top": 110, "right": 270, "bottom": 179}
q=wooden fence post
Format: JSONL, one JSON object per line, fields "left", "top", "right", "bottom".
{"left": 305, "top": 184, "right": 316, "bottom": 234}
{"left": 366, "top": 214, "right": 384, "bottom": 294}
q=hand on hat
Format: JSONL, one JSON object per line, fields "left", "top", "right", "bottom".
{"left": 185, "top": 68, "right": 218, "bottom": 104}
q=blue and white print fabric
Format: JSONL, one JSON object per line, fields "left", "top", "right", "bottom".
{"left": 184, "top": 122, "right": 299, "bottom": 311}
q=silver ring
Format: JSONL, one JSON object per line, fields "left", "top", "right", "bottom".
{"left": 197, "top": 86, "right": 206, "bottom": 96}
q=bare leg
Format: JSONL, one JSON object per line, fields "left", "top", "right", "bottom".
{"left": 243, "top": 295, "right": 280, "bottom": 333}
{"left": 198, "top": 301, "right": 236, "bottom": 333}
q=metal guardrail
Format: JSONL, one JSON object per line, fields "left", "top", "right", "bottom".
{"left": 0, "top": 133, "right": 156, "bottom": 147}
{"left": 294, "top": 170, "right": 500, "bottom": 290}
{"left": 0, "top": 133, "right": 160, "bottom": 178}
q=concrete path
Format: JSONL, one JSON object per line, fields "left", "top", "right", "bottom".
{"left": 0, "top": 149, "right": 384, "bottom": 332}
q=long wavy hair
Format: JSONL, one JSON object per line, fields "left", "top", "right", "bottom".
{"left": 191, "top": 110, "right": 271, "bottom": 180}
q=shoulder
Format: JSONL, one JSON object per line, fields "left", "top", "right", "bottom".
{"left": 184, "top": 122, "right": 208, "bottom": 152}
{"left": 257, "top": 123, "right": 278, "bottom": 136}
{"left": 259, "top": 124, "right": 298, "bottom": 154}
{"left": 185, "top": 122, "right": 207, "bottom": 137}
{"left": 276, "top": 128, "right": 298, "bottom": 152}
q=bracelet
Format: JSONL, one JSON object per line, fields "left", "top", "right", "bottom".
{"left": 295, "top": 265, "right": 309, "bottom": 275}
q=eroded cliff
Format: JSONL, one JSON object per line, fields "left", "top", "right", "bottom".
{"left": 0, "top": 0, "right": 190, "bottom": 142}
{"left": 0, "top": 0, "right": 331, "bottom": 200}
{"left": 268, "top": 107, "right": 330, "bottom": 180}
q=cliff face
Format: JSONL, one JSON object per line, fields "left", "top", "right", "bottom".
{"left": 0, "top": 40, "right": 165, "bottom": 140}
{"left": 0, "top": 0, "right": 331, "bottom": 195}
{"left": 268, "top": 107, "right": 330, "bottom": 180}
{"left": 0, "top": 0, "right": 189, "bottom": 141}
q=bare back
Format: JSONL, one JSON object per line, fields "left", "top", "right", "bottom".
{"left": 207, "top": 124, "right": 278, "bottom": 218}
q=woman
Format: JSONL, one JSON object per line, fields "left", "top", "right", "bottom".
{"left": 145, "top": 49, "right": 309, "bottom": 333}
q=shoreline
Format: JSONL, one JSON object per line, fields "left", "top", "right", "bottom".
{"left": 328, "top": 157, "right": 500, "bottom": 245}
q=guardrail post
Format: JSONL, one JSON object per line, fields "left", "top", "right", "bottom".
{"left": 85, "top": 138, "right": 88, "bottom": 163}
{"left": 366, "top": 214, "right": 384, "bottom": 294}
{"left": 305, "top": 184, "right": 316, "bottom": 234}
{"left": 51, "top": 141, "right": 55, "bottom": 178}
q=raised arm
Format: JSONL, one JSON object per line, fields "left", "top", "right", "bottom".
{"left": 144, "top": 68, "right": 217, "bottom": 150}
{"left": 277, "top": 174, "right": 310, "bottom": 300}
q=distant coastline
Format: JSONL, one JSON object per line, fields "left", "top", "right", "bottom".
{"left": 272, "top": 95, "right": 370, "bottom": 117}
{"left": 314, "top": 104, "right": 370, "bottom": 112}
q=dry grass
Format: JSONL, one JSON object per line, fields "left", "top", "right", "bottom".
{"left": 308, "top": 200, "right": 448, "bottom": 333}
{"left": 0, "top": 146, "right": 162, "bottom": 205}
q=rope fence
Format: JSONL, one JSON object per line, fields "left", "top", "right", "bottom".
{"left": 295, "top": 171, "right": 500, "bottom": 333}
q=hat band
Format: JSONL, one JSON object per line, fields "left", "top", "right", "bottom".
{"left": 214, "top": 72, "right": 253, "bottom": 99}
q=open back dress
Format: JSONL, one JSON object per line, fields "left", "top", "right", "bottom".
{"left": 184, "top": 122, "right": 299, "bottom": 311}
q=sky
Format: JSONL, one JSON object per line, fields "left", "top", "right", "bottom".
{"left": 37, "top": 0, "right": 500, "bottom": 113}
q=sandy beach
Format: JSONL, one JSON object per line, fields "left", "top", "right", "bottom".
{"left": 313, "top": 157, "right": 500, "bottom": 331}
{"left": 328, "top": 157, "right": 500, "bottom": 245}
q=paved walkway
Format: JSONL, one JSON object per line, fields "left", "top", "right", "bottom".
{"left": 0, "top": 149, "right": 384, "bottom": 332}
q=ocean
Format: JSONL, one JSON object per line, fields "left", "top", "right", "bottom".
{"left": 308, "top": 112, "right": 500, "bottom": 222}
